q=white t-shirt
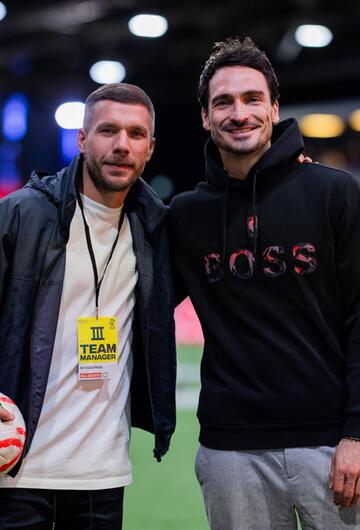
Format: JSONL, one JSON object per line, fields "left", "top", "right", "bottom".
{"left": 0, "top": 194, "right": 137, "bottom": 490}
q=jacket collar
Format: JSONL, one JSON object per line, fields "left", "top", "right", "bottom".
{"left": 125, "top": 177, "right": 167, "bottom": 235}
{"left": 25, "top": 154, "right": 166, "bottom": 236}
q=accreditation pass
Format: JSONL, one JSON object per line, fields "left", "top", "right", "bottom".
{"left": 77, "top": 316, "right": 119, "bottom": 380}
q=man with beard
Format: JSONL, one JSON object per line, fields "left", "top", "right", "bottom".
{"left": 168, "top": 37, "right": 360, "bottom": 529}
{"left": 0, "top": 83, "right": 176, "bottom": 530}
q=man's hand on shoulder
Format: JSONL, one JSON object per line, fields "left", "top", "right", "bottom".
{"left": 330, "top": 438, "right": 360, "bottom": 508}
{"left": 0, "top": 404, "right": 14, "bottom": 422}
{"left": 297, "top": 153, "right": 313, "bottom": 164}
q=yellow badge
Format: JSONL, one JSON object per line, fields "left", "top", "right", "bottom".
{"left": 77, "top": 316, "right": 118, "bottom": 380}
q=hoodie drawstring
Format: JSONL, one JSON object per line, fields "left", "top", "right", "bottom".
{"left": 221, "top": 178, "right": 231, "bottom": 275}
{"left": 252, "top": 170, "right": 259, "bottom": 262}
{"left": 221, "top": 172, "right": 259, "bottom": 278}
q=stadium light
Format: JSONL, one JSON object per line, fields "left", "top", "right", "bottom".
{"left": 149, "top": 174, "right": 174, "bottom": 200}
{"left": 349, "top": 109, "right": 360, "bottom": 132}
{"left": 0, "top": 2, "right": 7, "bottom": 22}
{"left": 300, "top": 114, "right": 345, "bottom": 138}
{"left": 55, "top": 102, "right": 85, "bottom": 129}
{"left": 89, "top": 61, "right": 126, "bottom": 84}
{"left": 2, "top": 93, "right": 28, "bottom": 142}
{"left": 128, "top": 14, "right": 168, "bottom": 38}
{"left": 295, "top": 24, "right": 333, "bottom": 48}
{"left": 61, "top": 129, "right": 79, "bottom": 163}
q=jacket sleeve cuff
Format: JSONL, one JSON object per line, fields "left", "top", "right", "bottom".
{"left": 153, "top": 432, "right": 172, "bottom": 462}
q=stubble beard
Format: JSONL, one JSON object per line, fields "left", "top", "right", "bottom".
{"left": 214, "top": 134, "right": 259, "bottom": 157}
{"left": 213, "top": 127, "right": 272, "bottom": 158}
{"left": 85, "top": 156, "right": 136, "bottom": 193}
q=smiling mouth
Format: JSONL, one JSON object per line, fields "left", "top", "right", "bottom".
{"left": 225, "top": 126, "right": 256, "bottom": 134}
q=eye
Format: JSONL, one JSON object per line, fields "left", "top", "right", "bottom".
{"left": 130, "top": 129, "right": 146, "bottom": 138}
{"left": 248, "top": 95, "right": 262, "bottom": 104}
{"left": 99, "top": 127, "right": 115, "bottom": 135}
{"left": 214, "top": 99, "right": 230, "bottom": 108}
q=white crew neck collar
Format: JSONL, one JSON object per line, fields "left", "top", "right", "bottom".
{"left": 80, "top": 193, "right": 123, "bottom": 216}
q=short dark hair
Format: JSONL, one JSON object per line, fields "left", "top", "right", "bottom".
{"left": 83, "top": 82, "right": 155, "bottom": 133}
{"left": 198, "top": 36, "right": 280, "bottom": 110}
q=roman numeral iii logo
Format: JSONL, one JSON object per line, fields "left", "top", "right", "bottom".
{"left": 90, "top": 326, "right": 105, "bottom": 341}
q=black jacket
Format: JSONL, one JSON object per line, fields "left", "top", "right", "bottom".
{"left": 0, "top": 155, "right": 176, "bottom": 474}
{"left": 169, "top": 118, "right": 360, "bottom": 450}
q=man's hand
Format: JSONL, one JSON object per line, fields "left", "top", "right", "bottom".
{"left": 0, "top": 404, "right": 14, "bottom": 422}
{"left": 297, "top": 153, "right": 313, "bottom": 163}
{"left": 330, "top": 438, "right": 360, "bottom": 508}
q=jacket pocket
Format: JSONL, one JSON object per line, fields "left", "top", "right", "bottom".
{"left": 0, "top": 275, "right": 39, "bottom": 368}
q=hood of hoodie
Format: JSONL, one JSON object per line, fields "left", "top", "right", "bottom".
{"left": 205, "top": 117, "right": 304, "bottom": 190}
{"left": 24, "top": 154, "right": 166, "bottom": 236}
{"left": 203, "top": 118, "right": 304, "bottom": 272}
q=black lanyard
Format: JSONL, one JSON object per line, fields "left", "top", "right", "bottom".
{"left": 76, "top": 189, "right": 126, "bottom": 319}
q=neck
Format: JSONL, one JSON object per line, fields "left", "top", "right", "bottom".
{"left": 81, "top": 165, "right": 127, "bottom": 209}
{"left": 219, "top": 141, "right": 270, "bottom": 180}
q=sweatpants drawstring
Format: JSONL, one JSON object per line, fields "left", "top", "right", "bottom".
{"left": 89, "top": 491, "right": 93, "bottom": 530}
{"left": 51, "top": 492, "right": 56, "bottom": 530}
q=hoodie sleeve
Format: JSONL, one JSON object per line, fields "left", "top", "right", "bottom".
{"left": 333, "top": 174, "right": 360, "bottom": 438}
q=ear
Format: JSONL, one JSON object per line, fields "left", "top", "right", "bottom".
{"left": 201, "top": 108, "right": 211, "bottom": 131}
{"left": 146, "top": 137, "right": 156, "bottom": 162}
{"left": 77, "top": 128, "right": 86, "bottom": 154}
{"left": 272, "top": 100, "right": 280, "bottom": 124}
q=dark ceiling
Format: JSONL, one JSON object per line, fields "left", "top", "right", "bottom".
{"left": 1, "top": 0, "right": 359, "bottom": 193}
{"left": 3, "top": 0, "right": 360, "bottom": 101}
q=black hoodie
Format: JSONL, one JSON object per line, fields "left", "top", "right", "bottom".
{"left": 169, "top": 118, "right": 360, "bottom": 450}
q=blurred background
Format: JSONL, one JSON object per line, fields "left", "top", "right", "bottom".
{"left": 1, "top": 1, "right": 359, "bottom": 528}
{"left": 1, "top": 0, "right": 360, "bottom": 200}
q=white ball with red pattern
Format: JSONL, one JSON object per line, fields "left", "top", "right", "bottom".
{"left": 0, "top": 393, "right": 26, "bottom": 475}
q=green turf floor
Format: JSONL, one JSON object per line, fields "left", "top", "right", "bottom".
{"left": 124, "top": 410, "right": 207, "bottom": 529}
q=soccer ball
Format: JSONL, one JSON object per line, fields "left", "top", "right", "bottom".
{"left": 0, "top": 393, "right": 26, "bottom": 475}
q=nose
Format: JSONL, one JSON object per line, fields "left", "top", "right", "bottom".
{"left": 230, "top": 101, "right": 251, "bottom": 122}
{"left": 113, "top": 130, "right": 130, "bottom": 153}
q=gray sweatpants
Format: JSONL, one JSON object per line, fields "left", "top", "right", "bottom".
{"left": 195, "top": 445, "right": 360, "bottom": 530}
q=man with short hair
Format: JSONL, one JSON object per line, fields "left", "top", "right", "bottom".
{"left": 169, "top": 37, "right": 360, "bottom": 529}
{"left": 0, "top": 83, "right": 176, "bottom": 530}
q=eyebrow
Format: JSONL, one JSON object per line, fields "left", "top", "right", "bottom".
{"left": 96, "top": 121, "right": 117, "bottom": 130}
{"left": 244, "top": 90, "right": 266, "bottom": 99}
{"left": 131, "top": 124, "right": 148, "bottom": 133}
{"left": 211, "top": 90, "right": 266, "bottom": 106}
{"left": 96, "top": 121, "right": 148, "bottom": 133}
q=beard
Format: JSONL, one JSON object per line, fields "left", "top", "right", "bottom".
{"left": 211, "top": 126, "right": 271, "bottom": 158}
{"left": 214, "top": 135, "right": 258, "bottom": 155}
{"left": 84, "top": 154, "right": 138, "bottom": 193}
